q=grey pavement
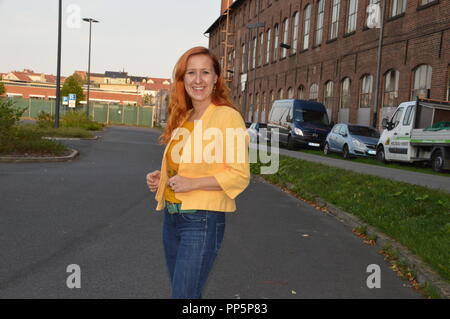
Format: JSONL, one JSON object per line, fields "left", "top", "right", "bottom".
{"left": 250, "top": 143, "right": 450, "bottom": 193}
{"left": 0, "top": 125, "right": 422, "bottom": 298}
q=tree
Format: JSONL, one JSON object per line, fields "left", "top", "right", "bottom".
{"left": 0, "top": 81, "right": 5, "bottom": 96}
{"left": 61, "top": 74, "right": 85, "bottom": 106}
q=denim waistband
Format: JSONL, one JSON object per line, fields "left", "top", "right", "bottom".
{"left": 165, "top": 200, "right": 197, "bottom": 214}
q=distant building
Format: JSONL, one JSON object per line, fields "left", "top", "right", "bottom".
{"left": 1, "top": 69, "right": 171, "bottom": 107}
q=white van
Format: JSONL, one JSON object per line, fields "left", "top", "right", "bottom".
{"left": 376, "top": 99, "right": 450, "bottom": 172}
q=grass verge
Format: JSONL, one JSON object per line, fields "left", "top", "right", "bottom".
{"left": 0, "top": 126, "right": 69, "bottom": 156}
{"left": 251, "top": 155, "right": 450, "bottom": 289}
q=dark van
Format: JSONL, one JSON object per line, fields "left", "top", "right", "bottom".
{"left": 267, "top": 99, "right": 332, "bottom": 149}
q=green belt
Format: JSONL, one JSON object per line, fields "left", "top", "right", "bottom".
{"left": 165, "top": 201, "right": 197, "bottom": 214}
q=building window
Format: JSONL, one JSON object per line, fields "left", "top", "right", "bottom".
{"left": 309, "top": 83, "right": 319, "bottom": 101}
{"left": 315, "top": 0, "right": 325, "bottom": 46}
{"left": 447, "top": 66, "right": 450, "bottom": 100}
{"left": 287, "top": 87, "right": 294, "bottom": 99}
{"left": 282, "top": 18, "right": 289, "bottom": 58}
{"left": 259, "top": 32, "right": 264, "bottom": 66}
{"left": 266, "top": 29, "right": 271, "bottom": 64}
{"left": 270, "top": 90, "right": 274, "bottom": 105}
{"left": 391, "top": 0, "right": 406, "bottom": 17}
{"left": 252, "top": 37, "right": 257, "bottom": 69}
{"left": 340, "top": 77, "right": 351, "bottom": 108}
{"left": 324, "top": 81, "right": 334, "bottom": 107}
{"left": 330, "top": 0, "right": 340, "bottom": 40}
{"left": 278, "top": 88, "right": 284, "bottom": 99}
{"left": 292, "top": 12, "right": 299, "bottom": 54}
{"left": 347, "top": 0, "right": 358, "bottom": 33}
{"left": 274, "top": 24, "right": 279, "bottom": 60}
{"left": 383, "top": 69, "right": 399, "bottom": 107}
{"left": 241, "top": 44, "right": 246, "bottom": 72}
{"left": 303, "top": 5, "right": 311, "bottom": 50}
{"left": 298, "top": 85, "right": 305, "bottom": 99}
{"left": 411, "top": 64, "right": 432, "bottom": 99}
{"left": 359, "top": 75, "right": 373, "bottom": 108}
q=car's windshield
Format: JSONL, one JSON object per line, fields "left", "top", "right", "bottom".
{"left": 348, "top": 125, "right": 380, "bottom": 138}
{"left": 294, "top": 108, "right": 329, "bottom": 125}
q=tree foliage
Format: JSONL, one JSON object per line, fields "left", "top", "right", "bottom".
{"left": 61, "top": 74, "right": 85, "bottom": 106}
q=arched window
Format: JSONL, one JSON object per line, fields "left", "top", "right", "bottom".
{"left": 292, "top": 12, "right": 299, "bottom": 54}
{"left": 278, "top": 88, "right": 284, "bottom": 99}
{"left": 274, "top": 24, "right": 279, "bottom": 60}
{"left": 383, "top": 69, "right": 399, "bottom": 107}
{"left": 324, "top": 81, "right": 334, "bottom": 107}
{"left": 359, "top": 75, "right": 373, "bottom": 108}
{"left": 303, "top": 5, "right": 311, "bottom": 50}
{"left": 309, "top": 83, "right": 319, "bottom": 101}
{"left": 411, "top": 64, "right": 432, "bottom": 99}
{"left": 329, "top": 0, "right": 340, "bottom": 40}
{"left": 315, "top": 0, "right": 325, "bottom": 45}
{"left": 298, "top": 85, "right": 305, "bottom": 99}
{"left": 287, "top": 87, "right": 294, "bottom": 99}
{"left": 259, "top": 32, "right": 264, "bottom": 66}
{"left": 241, "top": 43, "right": 246, "bottom": 72}
{"left": 347, "top": 0, "right": 358, "bottom": 33}
{"left": 252, "top": 37, "right": 257, "bottom": 69}
{"left": 282, "top": 18, "right": 289, "bottom": 58}
{"left": 340, "top": 78, "right": 351, "bottom": 108}
{"left": 266, "top": 29, "right": 271, "bottom": 64}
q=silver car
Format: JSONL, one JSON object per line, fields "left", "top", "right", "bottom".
{"left": 324, "top": 124, "right": 380, "bottom": 159}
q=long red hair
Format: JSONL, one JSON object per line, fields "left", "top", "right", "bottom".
{"left": 159, "top": 46, "right": 239, "bottom": 144}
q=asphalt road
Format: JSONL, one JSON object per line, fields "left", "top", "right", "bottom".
{"left": 0, "top": 125, "right": 422, "bottom": 298}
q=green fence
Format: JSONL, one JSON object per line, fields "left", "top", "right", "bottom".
{"left": 8, "top": 97, "right": 155, "bottom": 127}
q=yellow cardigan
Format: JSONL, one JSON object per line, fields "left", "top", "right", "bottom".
{"left": 154, "top": 103, "right": 250, "bottom": 212}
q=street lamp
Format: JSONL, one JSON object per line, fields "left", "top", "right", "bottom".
{"left": 54, "top": 0, "right": 62, "bottom": 128}
{"left": 83, "top": 17, "right": 99, "bottom": 119}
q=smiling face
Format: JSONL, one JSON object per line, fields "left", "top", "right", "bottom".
{"left": 184, "top": 54, "right": 218, "bottom": 108}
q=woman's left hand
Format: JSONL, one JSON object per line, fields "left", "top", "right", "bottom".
{"left": 168, "top": 175, "right": 196, "bottom": 193}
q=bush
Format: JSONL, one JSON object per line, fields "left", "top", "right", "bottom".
{"left": 0, "top": 99, "right": 26, "bottom": 143}
{"left": 61, "top": 111, "right": 104, "bottom": 131}
{"left": 37, "top": 111, "right": 54, "bottom": 129}
{"left": 0, "top": 125, "right": 68, "bottom": 156}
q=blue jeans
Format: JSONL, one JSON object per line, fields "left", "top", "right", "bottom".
{"left": 162, "top": 208, "right": 226, "bottom": 299}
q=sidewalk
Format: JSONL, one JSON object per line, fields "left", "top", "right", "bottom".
{"left": 251, "top": 144, "right": 450, "bottom": 193}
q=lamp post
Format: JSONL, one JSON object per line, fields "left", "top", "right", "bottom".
{"left": 54, "top": 0, "right": 62, "bottom": 128}
{"left": 372, "top": 0, "right": 385, "bottom": 129}
{"left": 82, "top": 17, "right": 99, "bottom": 119}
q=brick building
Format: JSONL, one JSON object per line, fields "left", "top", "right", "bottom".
{"left": 205, "top": 0, "right": 450, "bottom": 128}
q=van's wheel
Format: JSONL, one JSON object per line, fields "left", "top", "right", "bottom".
{"left": 343, "top": 145, "right": 351, "bottom": 159}
{"left": 376, "top": 146, "right": 387, "bottom": 163}
{"left": 431, "top": 150, "right": 445, "bottom": 173}
{"left": 323, "top": 142, "right": 330, "bottom": 155}
{"left": 287, "top": 136, "right": 295, "bottom": 150}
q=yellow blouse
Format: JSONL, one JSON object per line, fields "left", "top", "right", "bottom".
{"left": 164, "top": 120, "right": 195, "bottom": 203}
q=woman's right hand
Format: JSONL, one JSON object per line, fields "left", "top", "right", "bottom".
{"left": 146, "top": 170, "right": 161, "bottom": 193}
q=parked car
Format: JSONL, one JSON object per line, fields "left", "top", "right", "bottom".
{"left": 266, "top": 99, "right": 332, "bottom": 149}
{"left": 324, "top": 123, "right": 380, "bottom": 159}
{"left": 376, "top": 98, "right": 450, "bottom": 172}
{"left": 247, "top": 122, "right": 267, "bottom": 144}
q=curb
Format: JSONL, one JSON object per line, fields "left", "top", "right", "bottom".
{"left": 255, "top": 175, "right": 450, "bottom": 299}
{"left": 0, "top": 148, "right": 79, "bottom": 163}
{"left": 42, "top": 136, "right": 99, "bottom": 141}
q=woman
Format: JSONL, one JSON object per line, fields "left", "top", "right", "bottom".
{"left": 146, "top": 46, "right": 250, "bottom": 299}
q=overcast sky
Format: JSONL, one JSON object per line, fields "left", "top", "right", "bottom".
{"left": 0, "top": 0, "right": 220, "bottom": 79}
